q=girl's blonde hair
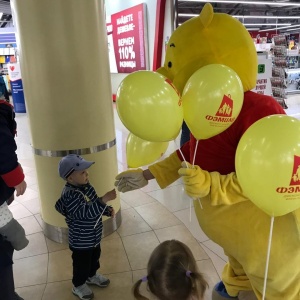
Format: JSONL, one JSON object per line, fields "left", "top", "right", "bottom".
{"left": 132, "top": 240, "right": 208, "bottom": 300}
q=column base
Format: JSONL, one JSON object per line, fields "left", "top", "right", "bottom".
{"left": 42, "top": 209, "right": 122, "bottom": 244}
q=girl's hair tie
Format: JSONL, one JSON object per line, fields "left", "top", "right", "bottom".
{"left": 141, "top": 276, "right": 148, "bottom": 282}
{"left": 186, "top": 270, "right": 192, "bottom": 277}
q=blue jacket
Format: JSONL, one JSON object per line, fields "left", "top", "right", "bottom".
{"left": 55, "top": 182, "right": 112, "bottom": 249}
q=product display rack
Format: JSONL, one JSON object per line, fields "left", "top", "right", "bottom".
{"left": 271, "top": 35, "right": 288, "bottom": 109}
{"left": 284, "top": 48, "right": 300, "bottom": 95}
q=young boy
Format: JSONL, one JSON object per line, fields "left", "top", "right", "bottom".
{"left": 55, "top": 154, "right": 116, "bottom": 300}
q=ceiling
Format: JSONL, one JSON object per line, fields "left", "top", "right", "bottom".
{"left": 176, "top": 0, "right": 300, "bottom": 33}
{"left": 0, "top": 1, "right": 300, "bottom": 34}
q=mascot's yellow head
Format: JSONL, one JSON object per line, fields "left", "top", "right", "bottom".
{"left": 157, "top": 3, "right": 257, "bottom": 94}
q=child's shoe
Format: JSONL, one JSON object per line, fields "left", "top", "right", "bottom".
{"left": 72, "top": 283, "right": 94, "bottom": 300}
{"left": 212, "top": 281, "right": 238, "bottom": 300}
{"left": 86, "top": 273, "right": 110, "bottom": 288}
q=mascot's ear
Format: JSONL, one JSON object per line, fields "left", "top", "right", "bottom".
{"left": 156, "top": 66, "right": 170, "bottom": 78}
{"left": 198, "top": 3, "right": 214, "bottom": 28}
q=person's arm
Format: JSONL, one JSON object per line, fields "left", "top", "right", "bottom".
{"left": 148, "top": 151, "right": 182, "bottom": 188}
{"left": 179, "top": 162, "right": 249, "bottom": 205}
{"left": 0, "top": 106, "right": 26, "bottom": 197}
{"left": 64, "top": 188, "right": 116, "bottom": 220}
{"left": 115, "top": 151, "right": 183, "bottom": 192}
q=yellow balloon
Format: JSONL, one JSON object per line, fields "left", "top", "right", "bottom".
{"left": 126, "top": 133, "right": 169, "bottom": 168}
{"left": 116, "top": 71, "right": 183, "bottom": 142}
{"left": 235, "top": 115, "right": 300, "bottom": 217}
{"left": 182, "top": 64, "right": 244, "bottom": 140}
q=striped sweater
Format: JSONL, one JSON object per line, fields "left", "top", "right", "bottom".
{"left": 55, "top": 182, "right": 111, "bottom": 249}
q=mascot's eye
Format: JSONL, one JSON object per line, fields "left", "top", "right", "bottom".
{"left": 168, "top": 61, "right": 172, "bottom": 68}
{"left": 170, "top": 43, "right": 175, "bottom": 47}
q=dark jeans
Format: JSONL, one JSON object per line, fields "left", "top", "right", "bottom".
{"left": 70, "top": 244, "right": 101, "bottom": 287}
{"left": 0, "top": 237, "right": 19, "bottom": 300}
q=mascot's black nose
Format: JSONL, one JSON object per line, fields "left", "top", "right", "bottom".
{"left": 168, "top": 61, "right": 172, "bottom": 68}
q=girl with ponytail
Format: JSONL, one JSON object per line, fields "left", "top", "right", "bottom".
{"left": 132, "top": 240, "right": 208, "bottom": 300}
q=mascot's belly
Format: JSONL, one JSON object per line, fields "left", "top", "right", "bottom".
{"left": 195, "top": 197, "right": 300, "bottom": 299}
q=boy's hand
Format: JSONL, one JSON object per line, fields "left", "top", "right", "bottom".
{"left": 109, "top": 207, "right": 115, "bottom": 218}
{"left": 102, "top": 189, "right": 117, "bottom": 204}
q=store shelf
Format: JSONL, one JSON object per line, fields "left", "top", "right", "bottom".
{"left": 271, "top": 35, "right": 288, "bottom": 108}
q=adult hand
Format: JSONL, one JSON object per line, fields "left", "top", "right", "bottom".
{"left": 14, "top": 180, "right": 27, "bottom": 196}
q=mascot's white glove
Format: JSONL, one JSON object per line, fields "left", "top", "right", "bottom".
{"left": 115, "top": 169, "right": 148, "bottom": 193}
{"left": 178, "top": 161, "right": 211, "bottom": 199}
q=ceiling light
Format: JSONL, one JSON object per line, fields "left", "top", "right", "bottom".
{"left": 178, "top": 13, "right": 198, "bottom": 17}
{"left": 243, "top": 23, "right": 291, "bottom": 26}
{"left": 233, "top": 15, "right": 300, "bottom": 19}
{"left": 178, "top": 13, "right": 300, "bottom": 20}
{"left": 284, "top": 26, "right": 300, "bottom": 31}
{"left": 178, "top": 0, "right": 300, "bottom": 6}
{"left": 259, "top": 24, "right": 300, "bottom": 32}
{"left": 284, "top": 29, "right": 300, "bottom": 33}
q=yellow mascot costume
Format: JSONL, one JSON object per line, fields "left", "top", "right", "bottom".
{"left": 115, "top": 3, "right": 300, "bottom": 300}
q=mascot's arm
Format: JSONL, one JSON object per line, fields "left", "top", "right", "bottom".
{"left": 179, "top": 162, "right": 249, "bottom": 205}
{"left": 148, "top": 151, "right": 182, "bottom": 188}
{"left": 115, "top": 151, "right": 182, "bottom": 192}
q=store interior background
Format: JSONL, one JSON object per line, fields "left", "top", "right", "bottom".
{"left": 1, "top": 0, "right": 300, "bottom": 299}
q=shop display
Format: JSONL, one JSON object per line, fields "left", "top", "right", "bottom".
{"left": 253, "top": 53, "right": 272, "bottom": 96}
{"left": 285, "top": 67, "right": 300, "bottom": 94}
{"left": 271, "top": 35, "right": 288, "bottom": 108}
{"left": 271, "top": 35, "right": 300, "bottom": 105}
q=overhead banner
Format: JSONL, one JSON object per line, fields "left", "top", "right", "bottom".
{"left": 106, "top": 3, "right": 149, "bottom": 73}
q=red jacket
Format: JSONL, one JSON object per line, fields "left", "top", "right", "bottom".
{"left": 0, "top": 100, "right": 24, "bottom": 205}
{"left": 178, "top": 91, "right": 286, "bottom": 174}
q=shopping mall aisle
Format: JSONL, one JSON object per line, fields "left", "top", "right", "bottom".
{"left": 11, "top": 95, "right": 299, "bottom": 300}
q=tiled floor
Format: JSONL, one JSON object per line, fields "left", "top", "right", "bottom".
{"left": 11, "top": 95, "right": 300, "bottom": 300}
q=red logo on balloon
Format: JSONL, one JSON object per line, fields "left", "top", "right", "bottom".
{"left": 10, "top": 66, "right": 15, "bottom": 71}
{"left": 289, "top": 155, "right": 300, "bottom": 186}
{"left": 215, "top": 95, "right": 233, "bottom": 117}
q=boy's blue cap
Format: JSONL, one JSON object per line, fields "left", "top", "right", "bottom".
{"left": 58, "top": 154, "right": 94, "bottom": 179}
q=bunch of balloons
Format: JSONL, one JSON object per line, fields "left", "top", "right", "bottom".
{"left": 116, "top": 64, "right": 300, "bottom": 217}
{"left": 116, "top": 70, "right": 183, "bottom": 167}
{"left": 116, "top": 64, "right": 244, "bottom": 167}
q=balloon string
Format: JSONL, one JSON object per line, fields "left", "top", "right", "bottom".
{"left": 262, "top": 215, "right": 275, "bottom": 300}
{"left": 175, "top": 140, "right": 193, "bottom": 221}
{"left": 174, "top": 139, "right": 189, "bottom": 167}
{"left": 189, "top": 197, "right": 192, "bottom": 222}
{"left": 94, "top": 204, "right": 107, "bottom": 229}
{"left": 94, "top": 179, "right": 121, "bottom": 229}
{"left": 193, "top": 140, "right": 203, "bottom": 210}
{"left": 192, "top": 139, "right": 199, "bottom": 166}
{"left": 117, "top": 177, "right": 123, "bottom": 187}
